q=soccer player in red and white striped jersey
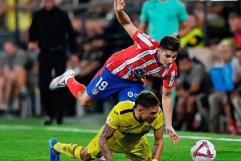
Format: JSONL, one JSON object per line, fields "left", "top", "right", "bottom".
{"left": 49, "top": 0, "right": 180, "bottom": 144}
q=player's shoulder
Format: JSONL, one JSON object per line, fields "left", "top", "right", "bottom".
{"left": 173, "top": 0, "right": 186, "bottom": 8}
{"left": 135, "top": 31, "right": 159, "bottom": 48}
{"left": 157, "top": 109, "right": 164, "bottom": 118}
{"left": 170, "top": 61, "right": 177, "bottom": 71}
{"left": 114, "top": 101, "right": 135, "bottom": 114}
{"left": 152, "top": 109, "right": 164, "bottom": 125}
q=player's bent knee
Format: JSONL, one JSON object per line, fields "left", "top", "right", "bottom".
{"left": 80, "top": 148, "right": 92, "bottom": 161}
{"left": 82, "top": 153, "right": 92, "bottom": 161}
{"left": 78, "top": 98, "right": 95, "bottom": 106}
{"left": 77, "top": 93, "right": 96, "bottom": 106}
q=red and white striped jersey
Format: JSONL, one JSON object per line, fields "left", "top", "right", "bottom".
{"left": 105, "top": 30, "right": 177, "bottom": 90}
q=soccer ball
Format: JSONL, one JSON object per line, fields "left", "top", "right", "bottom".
{"left": 190, "top": 140, "right": 216, "bottom": 161}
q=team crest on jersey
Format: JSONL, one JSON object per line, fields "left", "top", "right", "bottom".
{"left": 92, "top": 88, "right": 99, "bottom": 95}
{"left": 106, "top": 117, "right": 113, "bottom": 123}
{"left": 133, "top": 68, "right": 146, "bottom": 76}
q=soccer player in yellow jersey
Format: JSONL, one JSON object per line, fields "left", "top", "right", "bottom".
{"left": 49, "top": 92, "right": 165, "bottom": 161}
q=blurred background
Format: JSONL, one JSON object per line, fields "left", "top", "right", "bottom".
{"left": 0, "top": 0, "right": 241, "bottom": 135}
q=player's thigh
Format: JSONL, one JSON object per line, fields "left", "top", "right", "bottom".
{"left": 86, "top": 130, "right": 102, "bottom": 159}
{"left": 87, "top": 130, "right": 124, "bottom": 159}
{"left": 118, "top": 83, "right": 144, "bottom": 102}
{"left": 107, "top": 136, "right": 126, "bottom": 153}
{"left": 125, "top": 137, "right": 151, "bottom": 161}
{"left": 86, "top": 68, "right": 119, "bottom": 100}
{"left": 77, "top": 91, "right": 96, "bottom": 106}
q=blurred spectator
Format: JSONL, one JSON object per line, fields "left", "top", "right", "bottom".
{"left": 79, "top": 0, "right": 91, "bottom": 3}
{"left": 174, "top": 52, "right": 207, "bottom": 131}
{"left": 231, "top": 47, "right": 241, "bottom": 132}
{"left": 139, "top": 0, "right": 190, "bottom": 42}
{"left": 180, "top": 14, "right": 204, "bottom": 48}
{"left": 75, "top": 37, "right": 106, "bottom": 114}
{"left": 208, "top": 5, "right": 226, "bottom": 33}
{"left": 0, "top": 1, "right": 6, "bottom": 32}
{"left": 229, "top": 13, "right": 241, "bottom": 47}
{"left": 4, "top": 0, "right": 38, "bottom": 43}
{"left": 232, "top": 47, "right": 241, "bottom": 87}
{"left": 191, "top": 2, "right": 204, "bottom": 30}
{"left": 208, "top": 40, "right": 237, "bottom": 134}
{"left": 104, "top": 11, "right": 132, "bottom": 60}
{"left": 0, "top": 40, "right": 28, "bottom": 111}
{"left": 28, "top": 0, "right": 78, "bottom": 125}
{"left": 71, "top": 18, "right": 82, "bottom": 45}
{"left": 78, "top": 37, "right": 105, "bottom": 83}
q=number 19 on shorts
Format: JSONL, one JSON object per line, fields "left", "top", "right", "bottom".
{"left": 95, "top": 77, "right": 108, "bottom": 91}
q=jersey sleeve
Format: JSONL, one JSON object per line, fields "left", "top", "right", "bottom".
{"left": 178, "top": 2, "right": 188, "bottom": 22}
{"left": 106, "top": 104, "right": 120, "bottom": 129}
{"left": 152, "top": 110, "right": 164, "bottom": 130}
{"left": 132, "top": 30, "right": 158, "bottom": 49}
{"left": 163, "top": 63, "right": 177, "bottom": 90}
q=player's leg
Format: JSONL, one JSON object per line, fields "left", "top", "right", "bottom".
{"left": 49, "top": 138, "right": 92, "bottom": 161}
{"left": 124, "top": 136, "right": 151, "bottom": 161}
{"left": 49, "top": 69, "right": 95, "bottom": 106}
{"left": 49, "top": 67, "right": 124, "bottom": 106}
{"left": 86, "top": 127, "right": 127, "bottom": 160}
{"left": 49, "top": 69, "right": 85, "bottom": 97}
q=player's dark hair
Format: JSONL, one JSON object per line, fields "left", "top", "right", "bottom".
{"left": 160, "top": 36, "right": 180, "bottom": 52}
{"left": 134, "top": 91, "right": 160, "bottom": 109}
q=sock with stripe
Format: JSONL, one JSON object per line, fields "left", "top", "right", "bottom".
{"left": 54, "top": 142, "right": 83, "bottom": 159}
{"left": 66, "top": 78, "right": 86, "bottom": 98}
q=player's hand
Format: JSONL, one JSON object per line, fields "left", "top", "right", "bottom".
{"left": 114, "top": 0, "right": 126, "bottom": 12}
{"left": 166, "top": 125, "right": 180, "bottom": 144}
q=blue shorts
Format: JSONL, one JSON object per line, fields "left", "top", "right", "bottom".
{"left": 86, "top": 68, "right": 144, "bottom": 101}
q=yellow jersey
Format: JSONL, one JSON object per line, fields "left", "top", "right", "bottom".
{"left": 6, "top": 0, "right": 33, "bottom": 32}
{"left": 106, "top": 100, "right": 164, "bottom": 145}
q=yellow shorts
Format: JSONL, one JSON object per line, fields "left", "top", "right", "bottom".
{"left": 87, "top": 130, "right": 151, "bottom": 161}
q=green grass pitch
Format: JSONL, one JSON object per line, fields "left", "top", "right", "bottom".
{"left": 0, "top": 118, "right": 241, "bottom": 161}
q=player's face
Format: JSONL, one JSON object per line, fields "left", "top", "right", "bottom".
{"left": 157, "top": 48, "right": 177, "bottom": 67}
{"left": 139, "top": 106, "right": 159, "bottom": 123}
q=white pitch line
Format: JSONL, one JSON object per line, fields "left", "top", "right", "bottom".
{"left": 0, "top": 125, "right": 241, "bottom": 142}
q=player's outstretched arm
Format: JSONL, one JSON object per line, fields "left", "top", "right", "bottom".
{"left": 99, "top": 124, "right": 116, "bottom": 161}
{"left": 152, "top": 127, "right": 164, "bottom": 161}
{"left": 162, "top": 87, "right": 180, "bottom": 144}
{"left": 114, "top": 0, "right": 138, "bottom": 37}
